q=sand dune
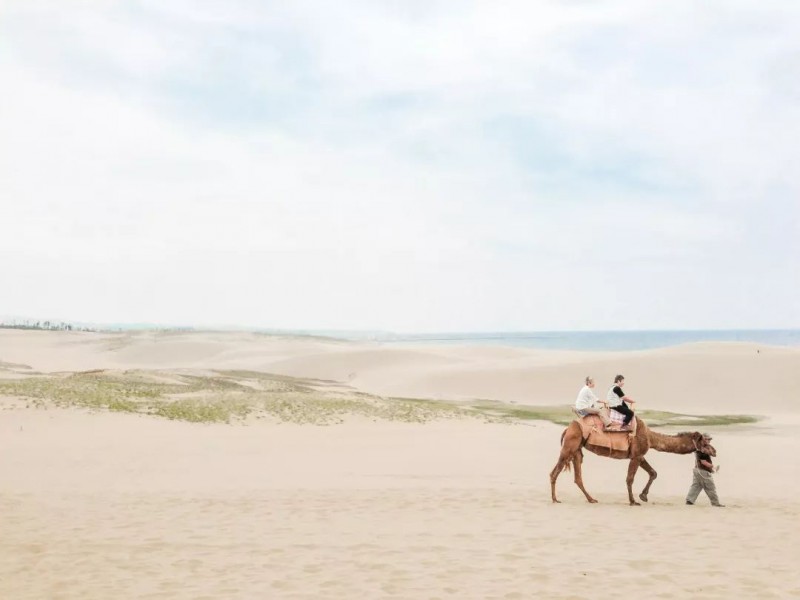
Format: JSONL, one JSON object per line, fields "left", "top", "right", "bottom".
{"left": 1, "top": 329, "right": 799, "bottom": 598}
{"left": 2, "top": 329, "right": 796, "bottom": 414}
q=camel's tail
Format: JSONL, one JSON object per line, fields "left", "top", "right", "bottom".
{"left": 560, "top": 429, "right": 572, "bottom": 472}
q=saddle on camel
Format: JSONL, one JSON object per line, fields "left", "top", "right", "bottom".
{"left": 571, "top": 407, "right": 637, "bottom": 454}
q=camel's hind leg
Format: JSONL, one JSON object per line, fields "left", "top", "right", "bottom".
{"left": 550, "top": 423, "right": 584, "bottom": 503}
{"left": 549, "top": 451, "right": 572, "bottom": 503}
{"left": 571, "top": 451, "right": 598, "bottom": 503}
{"left": 637, "top": 457, "right": 657, "bottom": 503}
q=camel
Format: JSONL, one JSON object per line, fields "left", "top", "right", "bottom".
{"left": 549, "top": 416, "right": 716, "bottom": 505}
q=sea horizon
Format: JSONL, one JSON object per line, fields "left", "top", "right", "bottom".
{"left": 343, "top": 328, "right": 800, "bottom": 351}
{"left": 2, "top": 321, "right": 799, "bottom": 352}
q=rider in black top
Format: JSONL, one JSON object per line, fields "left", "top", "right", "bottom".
{"left": 607, "top": 374, "right": 636, "bottom": 426}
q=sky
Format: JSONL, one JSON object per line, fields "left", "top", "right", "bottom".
{"left": 1, "top": 0, "right": 798, "bottom": 332}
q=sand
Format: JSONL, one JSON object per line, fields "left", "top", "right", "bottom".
{"left": 1, "top": 329, "right": 799, "bottom": 598}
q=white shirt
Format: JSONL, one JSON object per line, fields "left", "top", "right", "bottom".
{"left": 607, "top": 385, "right": 625, "bottom": 406}
{"left": 575, "top": 385, "right": 599, "bottom": 410}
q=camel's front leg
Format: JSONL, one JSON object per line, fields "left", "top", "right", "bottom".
{"left": 626, "top": 458, "right": 641, "bottom": 505}
{"left": 572, "top": 451, "right": 597, "bottom": 503}
{"left": 637, "top": 457, "right": 657, "bottom": 503}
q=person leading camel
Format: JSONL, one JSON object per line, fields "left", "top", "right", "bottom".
{"left": 607, "top": 374, "right": 635, "bottom": 428}
{"left": 686, "top": 433, "right": 725, "bottom": 507}
{"left": 574, "top": 376, "right": 615, "bottom": 429}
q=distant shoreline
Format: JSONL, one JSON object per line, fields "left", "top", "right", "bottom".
{"left": 361, "top": 329, "right": 800, "bottom": 351}
{"left": 2, "top": 324, "right": 800, "bottom": 352}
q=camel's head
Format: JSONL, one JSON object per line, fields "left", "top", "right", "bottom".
{"left": 692, "top": 432, "right": 716, "bottom": 457}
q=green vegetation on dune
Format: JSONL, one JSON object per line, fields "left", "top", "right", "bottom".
{"left": 467, "top": 401, "right": 574, "bottom": 425}
{"left": 467, "top": 401, "right": 759, "bottom": 427}
{"left": 635, "top": 410, "right": 759, "bottom": 427}
{"left": 0, "top": 370, "right": 475, "bottom": 425}
{"left": 150, "top": 396, "right": 252, "bottom": 423}
{"left": 0, "top": 370, "right": 761, "bottom": 428}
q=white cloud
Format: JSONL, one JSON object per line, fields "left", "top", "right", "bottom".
{"left": 1, "top": 0, "right": 798, "bottom": 331}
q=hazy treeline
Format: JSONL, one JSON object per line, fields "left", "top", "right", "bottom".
{"left": 0, "top": 321, "right": 94, "bottom": 332}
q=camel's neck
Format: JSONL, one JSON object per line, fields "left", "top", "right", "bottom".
{"left": 647, "top": 431, "right": 696, "bottom": 454}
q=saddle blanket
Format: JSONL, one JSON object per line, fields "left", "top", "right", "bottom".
{"left": 575, "top": 414, "right": 634, "bottom": 454}
{"left": 608, "top": 408, "right": 632, "bottom": 426}
{"left": 572, "top": 407, "right": 633, "bottom": 429}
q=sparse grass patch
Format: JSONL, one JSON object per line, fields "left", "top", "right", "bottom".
{"left": 0, "top": 371, "right": 762, "bottom": 428}
{"left": 252, "top": 393, "right": 474, "bottom": 425}
{"left": 151, "top": 396, "right": 251, "bottom": 423}
{"left": 466, "top": 401, "right": 574, "bottom": 425}
{"left": 640, "top": 411, "right": 759, "bottom": 427}
{"left": 0, "top": 370, "right": 481, "bottom": 425}
{"left": 463, "top": 401, "right": 761, "bottom": 428}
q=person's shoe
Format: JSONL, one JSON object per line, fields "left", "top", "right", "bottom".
{"left": 685, "top": 501, "right": 693, "bottom": 505}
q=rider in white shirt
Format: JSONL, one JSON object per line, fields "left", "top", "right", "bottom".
{"left": 575, "top": 376, "right": 614, "bottom": 428}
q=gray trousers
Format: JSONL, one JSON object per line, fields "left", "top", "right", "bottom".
{"left": 686, "top": 468, "right": 722, "bottom": 505}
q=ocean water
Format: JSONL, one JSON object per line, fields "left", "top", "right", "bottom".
{"left": 352, "top": 330, "right": 800, "bottom": 352}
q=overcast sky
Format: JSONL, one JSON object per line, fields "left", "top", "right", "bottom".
{"left": 1, "top": 1, "right": 798, "bottom": 332}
